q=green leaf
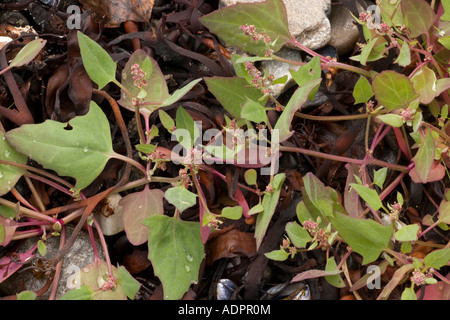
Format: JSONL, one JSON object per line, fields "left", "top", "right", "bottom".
{"left": 248, "top": 203, "right": 264, "bottom": 215}
{"left": 394, "top": 224, "right": 419, "bottom": 242}
{"left": 37, "top": 239, "right": 47, "bottom": 256}
{"left": 438, "top": 199, "right": 450, "bottom": 224}
{"left": 160, "top": 79, "right": 202, "bottom": 107}
{"left": 204, "top": 76, "right": 267, "bottom": 119}
{"left": 376, "top": 114, "right": 404, "bottom": 127}
{"left": 59, "top": 285, "right": 94, "bottom": 300}
{"left": 302, "top": 172, "right": 333, "bottom": 217}
{"left": 330, "top": 212, "right": 393, "bottom": 264}
{"left": 159, "top": 109, "right": 175, "bottom": 133}
{"left": 0, "top": 131, "right": 27, "bottom": 196}
{"left": 0, "top": 205, "right": 15, "bottom": 219}
{"left": 350, "top": 183, "right": 383, "bottom": 211}
{"left": 199, "top": 0, "right": 291, "bottom": 56}
{"left": 353, "top": 76, "right": 374, "bottom": 104}
{"left": 143, "top": 215, "right": 204, "bottom": 300}
{"left": 65, "top": 260, "right": 127, "bottom": 300}
{"left": 9, "top": 38, "right": 46, "bottom": 68}
{"left": 119, "top": 187, "right": 165, "bottom": 246}
{"left": 442, "top": 1, "right": 450, "bottom": 21}
{"left": 244, "top": 169, "right": 257, "bottom": 186}
{"left": 325, "top": 257, "right": 345, "bottom": 288}
{"left": 118, "top": 50, "right": 169, "bottom": 113}
{"left": 289, "top": 56, "right": 321, "bottom": 99}
{"left": 285, "top": 221, "right": 311, "bottom": 248}
{"left": 401, "top": 0, "right": 436, "bottom": 38}
{"left": 350, "top": 42, "right": 388, "bottom": 64}
{"left": 16, "top": 291, "right": 37, "bottom": 300}
{"left": 175, "top": 106, "right": 199, "bottom": 151}
{"left": 372, "top": 71, "right": 418, "bottom": 111}
{"left": 135, "top": 144, "right": 156, "bottom": 154}
{"left": 401, "top": 287, "right": 418, "bottom": 300}
{"left": 410, "top": 65, "right": 437, "bottom": 104}
{"left": 255, "top": 173, "right": 286, "bottom": 249}
{"left": 373, "top": 167, "right": 388, "bottom": 189}
{"left": 264, "top": 248, "right": 289, "bottom": 261}
{"left": 410, "top": 129, "right": 435, "bottom": 183}
{"left": 274, "top": 78, "right": 322, "bottom": 142}
{"left": 118, "top": 266, "right": 141, "bottom": 300}
{"left": 424, "top": 248, "right": 450, "bottom": 270}
{"left": 221, "top": 206, "right": 243, "bottom": 220}
{"left": 359, "top": 37, "right": 378, "bottom": 66}
{"left": 77, "top": 31, "right": 116, "bottom": 90}
{"left": 6, "top": 101, "right": 115, "bottom": 191}
{"left": 394, "top": 41, "right": 411, "bottom": 67}
{"left": 241, "top": 99, "right": 268, "bottom": 124}
{"left": 164, "top": 186, "right": 197, "bottom": 213}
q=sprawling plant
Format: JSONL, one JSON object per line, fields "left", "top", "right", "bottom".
{"left": 0, "top": 0, "right": 449, "bottom": 300}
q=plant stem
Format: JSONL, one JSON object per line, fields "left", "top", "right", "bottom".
{"left": 0, "top": 197, "right": 56, "bottom": 224}
{"left": 110, "top": 152, "right": 147, "bottom": 175}
{"left": 278, "top": 145, "right": 409, "bottom": 172}
{"left": 294, "top": 111, "right": 369, "bottom": 122}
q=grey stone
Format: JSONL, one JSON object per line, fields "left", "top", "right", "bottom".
{"left": 329, "top": 5, "right": 360, "bottom": 55}
{"left": 0, "top": 225, "right": 104, "bottom": 300}
{"left": 260, "top": 47, "right": 302, "bottom": 97}
{"left": 220, "top": 0, "right": 331, "bottom": 50}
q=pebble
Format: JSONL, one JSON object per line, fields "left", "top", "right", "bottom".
{"left": 0, "top": 225, "right": 104, "bottom": 300}
{"left": 328, "top": 5, "right": 360, "bottom": 55}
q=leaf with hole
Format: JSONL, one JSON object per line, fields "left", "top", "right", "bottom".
{"left": 290, "top": 56, "right": 321, "bottom": 99}
{"left": 143, "top": 215, "right": 204, "bottom": 300}
{"left": 199, "top": 0, "right": 291, "bottom": 56}
{"left": 6, "top": 101, "right": 116, "bottom": 191}
{"left": 120, "top": 186, "right": 165, "bottom": 246}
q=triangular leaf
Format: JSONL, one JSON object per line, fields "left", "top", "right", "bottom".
{"left": 6, "top": 101, "right": 115, "bottom": 191}
{"left": 143, "top": 215, "right": 204, "bottom": 300}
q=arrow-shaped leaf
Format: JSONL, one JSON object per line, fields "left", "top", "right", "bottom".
{"left": 6, "top": 101, "right": 115, "bottom": 191}
{"left": 143, "top": 215, "right": 204, "bottom": 300}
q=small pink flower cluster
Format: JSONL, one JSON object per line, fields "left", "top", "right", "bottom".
{"left": 303, "top": 220, "right": 330, "bottom": 248}
{"left": 131, "top": 63, "right": 148, "bottom": 89}
{"left": 101, "top": 275, "right": 117, "bottom": 291}
{"left": 245, "top": 61, "right": 271, "bottom": 95}
{"left": 240, "top": 24, "right": 271, "bottom": 43}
